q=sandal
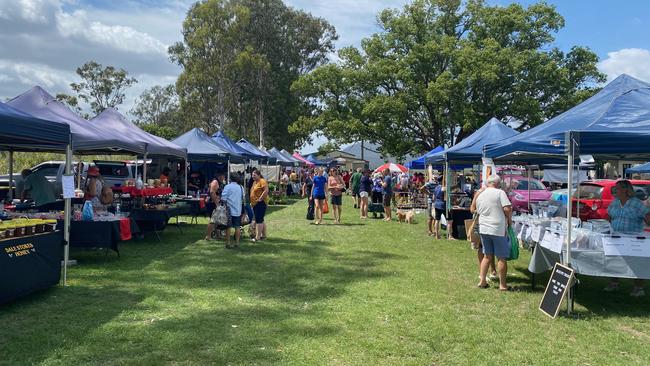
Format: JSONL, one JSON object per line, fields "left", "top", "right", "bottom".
{"left": 477, "top": 283, "right": 490, "bottom": 289}
{"left": 499, "top": 286, "right": 514, "bottom": 292}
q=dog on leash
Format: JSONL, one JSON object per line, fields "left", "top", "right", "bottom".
{"left": 397, "top": 209, "right": 415, "bottom": 224}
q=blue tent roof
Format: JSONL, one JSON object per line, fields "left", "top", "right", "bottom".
{"left": 485, "top": 74, "right": 650, "bottom": 162}
{"left": 627, "top": 162, "right": 650, "bottom": 174}
{"left": 91, "top": 108, "right": 186, "bottom": 159}
{"left": 268, "top": 148, "right": 295, "bottom": 166}
{"left": 211, "top": 131, "right": 256, "bottom": 162}
{"left": 280, "top": 149, "right": 303, "bottom": 166}
{"left": 172, "top": 128, "right": 231, "bottom": 161}
{"left": 0, "top": 100, "right": 70, "bottom": 151}
{"left": 8, "top": 86, "right": 145, "bottom": 154}
{"left": 427, "top": 118, "right": 519, "bottom": 164}
{"left": 306, "top": 154, "right": 328, "bottom": 166}
{"left": 407, "top": 146, "right": 444, "bottom": 169}
{"left": 236, "top": 139, "right": 276, "bottom": 164}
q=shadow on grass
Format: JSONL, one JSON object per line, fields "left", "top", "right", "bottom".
{"left": 0, "top": 286, "right": 143, "bottom": 365}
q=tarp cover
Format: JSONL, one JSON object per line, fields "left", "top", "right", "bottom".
{"left": 211, "top": 131, "right": 254, "bottom": 163}
{"left": 8, "top": 86, "right": 145, "bottom": 154}
{"left": 237, "top": 139, "right": 276, "bottom": 164}
{"left": 91, "top": 108, "right": 186, "bottom": 159}
{"left": 0, "top": 100, "right": 70, "bottom": 151}
{"left": 485, "top": 74, "right": 650, "bottom": 161}
{"left": 427, "top": 118, "right": 519, "bottom": 164}
{"left": 172, "top": 128, "right": 230, "bottom": 161}
{"left": 407, "top": 146, "right": 444, "bottom": 169}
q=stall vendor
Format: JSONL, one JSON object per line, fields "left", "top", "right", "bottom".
{"left": 83, "top": 167, "right": 105, "bottom": 209}
{"left": 20, "top": 169, "right": 56, "bottom": 207}
{"left": 159, "top": 167, "right": 171, "bottom": 186}
{"left": 604, "top": 179, "right": 650, "bottom": 297}
{"left": 188, "top": 171, "right": 204, "bottom": 195}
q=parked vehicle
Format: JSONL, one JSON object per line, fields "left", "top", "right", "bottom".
{"left": 572, "top": 180, "right": 650, "bottom": 221}
{"left": 0, "top": 160, "right": 145, "bottom": 199}
{"left": 501, "top": 175, "right": 552, "bottom": 212}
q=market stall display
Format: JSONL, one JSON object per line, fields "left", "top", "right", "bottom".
{"left": 129, "top": 202, "right": 191, "bottom": 240}
{"left": 0, "top": 230, "right": 63, "bottom": 304}
{"left": 67, "top": 218, "right": 140, "bottom": 256}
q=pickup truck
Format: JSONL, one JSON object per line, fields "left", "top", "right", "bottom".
{"left": 0, "top": 160, "right": 151, "bottom": 199}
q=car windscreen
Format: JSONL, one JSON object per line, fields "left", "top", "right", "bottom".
{"left": 96, "top": 163, "right": 129, "bottom": 178}
{"left": 632, "top": 184, "right": 650, "bottom": 201}
{"left": 575, "top": 184, "right": 603, "bottom": 199}
{"left": 514, "top": 179, "right": 546, "bottom": 190}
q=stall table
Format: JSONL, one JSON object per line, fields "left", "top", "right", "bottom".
{"left": 175, "top": 198, "right": 206, "bottom": 223}
{"left": 65, "top": 218, "right": 140, "bottom": 256}
{"left": 450, "top": 208, "right": 473, "bottom": 239}
{"left": 0, "top": 231, "right": 63, "bottom": 304}
{"left": 128, "top": 203, "right": 191, "bottom": 240}
{"left": 113, "top": 186, "right": 173, "bottom": 197}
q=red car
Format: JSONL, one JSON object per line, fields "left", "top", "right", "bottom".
{"left": 572, "top": 180, "right": 650, "bottom": 221}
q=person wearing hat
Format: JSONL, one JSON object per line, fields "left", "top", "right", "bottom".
{"left": 84, "top": 166, "right": 105, "bottom": 208}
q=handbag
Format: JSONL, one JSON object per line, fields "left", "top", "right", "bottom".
{"left": 508, "top": 226, "right": 520, "bottom": 261}
{"left": 323, "top": 199, "right": 329, "bottom": 214}
{"left": 211, "top": 202, "right": 231, "bottom": 229}
{"left": 306, "top": 199, "right": 315, "bottom": 220}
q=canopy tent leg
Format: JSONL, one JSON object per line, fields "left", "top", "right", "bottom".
{"left": 227, "top": 157, "right": 231, "bottom": 182}
{"left": 184, "top": 158, "right": 188, "bottom": 197}
{"left": 143, "top": 152, "right": 148, "bottom": 185}
{"left": 63, "top": 143, "right": 72, "bottom": 286}
{"left": 8, "top": 150, "right": 13, "bottom": 201}
{"left": 444, "top": 161, "right": 451, "bottom": 234}
{"left": 565, "top": 132, "right": 575, "bottom": 314}
{"left": 527, "top": 166, "right": 533, "bottom": 215}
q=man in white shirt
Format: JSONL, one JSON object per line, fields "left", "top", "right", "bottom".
{"left": 221, "top": 173, "right": 244, "bottom": 249}
{"left": 475, "top": 175, "right": 512, "bottom": 291}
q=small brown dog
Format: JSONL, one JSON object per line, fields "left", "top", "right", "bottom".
{"left": 397, "top": 209, "right": 407, "bottom": 223}
{"left": 405, "top": 210, "right": 415, "bottom": 224}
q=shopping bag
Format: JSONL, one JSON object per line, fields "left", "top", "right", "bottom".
{"left": 323, "top": 200, "right": 329, "bottom": 214}
{"left": 464, "top": 216, "right": 481, "bottom": 249}
{"left": 306, "top": 198, "right": 315, "bottom": 220}
{"left": 508, "top": 226, "right": 519, "bottom": 261}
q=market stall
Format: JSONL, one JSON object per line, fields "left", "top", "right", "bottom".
{"left": 0, "top": 100, "right": 71, "bottom": 303}
{"left": 485, "top": 74, "right": 650, "bottom": 312}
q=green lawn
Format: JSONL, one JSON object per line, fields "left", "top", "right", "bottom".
{"left": 2, "top": 198, "right": 650, "bottom": 365}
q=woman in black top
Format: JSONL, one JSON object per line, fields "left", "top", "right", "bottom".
{"left": 359, "top": 169, "right": 372, "bottom": 219}
{"left": 303, "top": 170, "right": 315, "bottom": 220}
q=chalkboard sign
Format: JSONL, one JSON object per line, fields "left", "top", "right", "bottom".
{"left": 539, "top": 262, "right": 575, "bottom": 318}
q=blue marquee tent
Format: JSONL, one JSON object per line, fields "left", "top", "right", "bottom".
{"left": 91, "top": 108, "right": 186, "bottom": 159}
{"left": 237, "top": 139, "right": 276, "bottom": 164}
{"left": 427, "top": 118, "right": 519, "bottom": 164}
{"left": 0, "top": 100, "right": 70, "bottom": 151}
{"left": 406, "top": 146, "right": 444, "bottom": 169}
{"left": 485, "top": 74, "right": 650, "bottom": 162}
{"left": 8, "top": 86, "right": 144, "bottom": 154}
{"left": 627, "top": 162, "right": 650, "bottom": 174}
{"left": 280, "top": 149, "right": 303, "bottom": 166}
{"left": 268, "top": 148, "right": 295, "bottom": 167}
{"left": 172, "top": 128, "right": 231, "bottom": 161}
{"left": 211, "top": 131, "right": 257, "bottom": 163}
{"left": 306, "top": 154, "right": 328, "bottom": 166}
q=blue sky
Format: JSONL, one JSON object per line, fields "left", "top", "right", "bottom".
{"left": 1, "top": 0, "right": 649, "bottom": 151}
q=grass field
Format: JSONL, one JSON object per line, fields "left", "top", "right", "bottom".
{"left": 2, "top": 197, "right": 650, "bottom": 365}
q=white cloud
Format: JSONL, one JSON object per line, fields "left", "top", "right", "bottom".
{"left": 598, "top": 48, "right": 650, "bottom": 83}
{"left": 56, "top": 9, "right": 168, "bottom": 55}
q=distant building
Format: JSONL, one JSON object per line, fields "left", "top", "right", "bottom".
{"left": 342, "top": 142, "right": 413, "bottom": 170}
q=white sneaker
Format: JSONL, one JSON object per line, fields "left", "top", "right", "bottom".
{"left": 488, "top": 274, "right": 499, "bottom": 282}
{"left": 630, "top": 287, "right": 646, "bottom": 298}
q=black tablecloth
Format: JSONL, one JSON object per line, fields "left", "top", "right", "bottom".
{"left": 129, "top": 203, "right": 191, "bottom": 233}
{"left": 451, "top": 208, "right": 473, "bottom": 239}
{"left": 65, "top": 219, "right": 140, "bottom": 255}
{"left": 0, "top": 231, "right": 63, "bottom": 304}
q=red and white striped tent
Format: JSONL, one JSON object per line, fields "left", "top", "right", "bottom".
{"left": 373, "top": 163, "right": 408, "bottom": 174}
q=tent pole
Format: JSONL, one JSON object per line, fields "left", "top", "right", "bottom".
{"left": 8, "top": 150, "right": 13, "bottom": 201}
{"left": 184, "top": 157, "right": 188, "bottom": 196}
{"left": 565, "top": 132, "right": 574, "bottom": 314}
{"left": 143, "top": 152, "right": 148, "bottom": 186}
{"left": 63, "top": 142, "right": 72, "bottom": 286}
{"left": 227, "top": 157, "right": 231, "bottom": 181}
{"left": 445, "top": 160, "right": 450, "bottom": 227}
{"left": 527, "top": 166, "right": 533, "bottom": 215}
{"left": 134, "top": 155, "right": 138, "bottom": 181}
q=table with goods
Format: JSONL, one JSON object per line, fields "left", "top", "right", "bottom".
{"left": 0, "top": 212, "right": 63, "bottom": 304}
{"left": 512, "top": 202, "right": 650, "bottom": 289}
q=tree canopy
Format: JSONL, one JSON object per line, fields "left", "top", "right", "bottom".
{"left": 291, "top": 0, "right": 605, "bottom": 158}
{"left": 169, "top": 0, "right": 337, "bottom": 149}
